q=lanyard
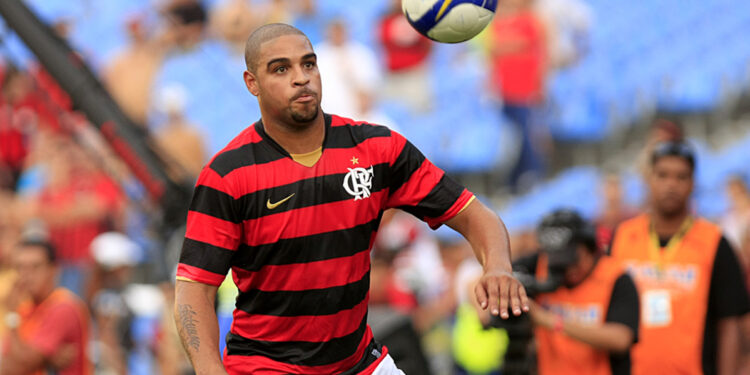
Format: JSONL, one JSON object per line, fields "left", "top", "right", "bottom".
{"left": 648, "top": 216, "right": 693, "bottom": 278}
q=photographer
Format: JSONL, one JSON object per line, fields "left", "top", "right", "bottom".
{"left": 516, "top": 209, "right": 639, "bottom": 375}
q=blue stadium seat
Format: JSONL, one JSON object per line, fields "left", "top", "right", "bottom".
{"left": 549, "top": 93, "right": 609, "bottom": 142}
{"left": 658, "top": 67, "right": 722, "bottom": 112}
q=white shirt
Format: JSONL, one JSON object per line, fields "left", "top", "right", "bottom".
{"left": 315, "top": 41, "right": 381, "bottom": 119}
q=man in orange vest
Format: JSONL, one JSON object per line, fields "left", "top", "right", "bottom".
{"left": 515, "top": 209, "right": 639, "bottom": 375}
{"left": 0, "top": 239, "right": 91, "bottom": 375}
{"left": 610, "top": 141, "right": 749, "bottom": 375}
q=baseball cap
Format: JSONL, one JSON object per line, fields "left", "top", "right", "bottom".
{"left": 90, "top": 232, "right": 141, "bottom": 269}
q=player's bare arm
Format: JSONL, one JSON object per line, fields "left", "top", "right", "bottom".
{"left": 174, "top": 280, "right": 228, "bottom": 375}
{"left": 445, "top": 198, "right": 529, "bottom": 319}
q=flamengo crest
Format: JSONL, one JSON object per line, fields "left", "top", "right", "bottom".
{"left": 343, "top": 166, "right": 374, "bottom": 200}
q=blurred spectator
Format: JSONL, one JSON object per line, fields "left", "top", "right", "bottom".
{"left": 534, "top": 0, "right": 592, "bottom": 69}
{"left": 0, "top": 67, "right": 55, "bottom": 192}
{"left": 636, "top": 118, "right": 683, "bottom": 179}
{"left": 262, "top": 0, "right": 294, "bottom": 24}
{"left": 377, "top": 210, "right": 447, "bottom": 303}
{"left": 0, "top": 104, "right": 28, "bottom": 191}
{"left": 489, "top": 0, "right": 548, "bottom": 190}
{"left": 163, "top": 0, "right": 208, "bottom": 51}
{"left": 32, "top": 136, "right": 124, "bottom": 296}
{"left": 0, "top": 195, "right": 18, "bottom": 340}
{"left": 2, "top": 65, "right": 62, "bottom": 132}
{"left": 356, "top": 89, "right": 400, "bottom": 132}
{"left": 369, "top": 230, "right": 431, "bottom": 374}
{"left": 1, "top": 239, "right": 91, "bottom": 375}
{"left": 595, "top": 174, "right": 636, "bottom": 250}
{"left": 527, "top": 209, "right": 639, "bottom": 375}
{"left": 378, "top": 0, "right": 433, "bottom": 113}
{"left": 88, "top": 232, "right": 140, "bottom": 375}
{"left": 151, "top": 0, "right": 256, "bottom": 155}
{"left": 153, "top": 85, "right": 207, "bottom": 179}
{"left": 721, "top": 175, "right": 750, "bottom": 267}
{"left": 102, "top": 15, "right": 166, "bottom": 126}
{"left": 610, "top": 141, "right": 749, "bottom": 374}
{"left": 210, "top": 0, "right": 259, "bottom": 56}
{"left": 370, "top": 245, "right": 417, "bottom": 312}
{"left": 291, "top": 0, "right": 325, "bottom": 45}
{"left": 316, "top": 19, "right": 381, "bottom": 119}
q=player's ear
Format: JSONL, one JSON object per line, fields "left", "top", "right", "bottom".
{"left": 244, "top": 70, "right": 260, "bottom": 97}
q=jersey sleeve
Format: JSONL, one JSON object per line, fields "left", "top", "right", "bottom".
{"left": 605, "top": 273, "right": 640, "bottom": 343}
{"left": 708, "top": 237, "right": 750, "bottom": 318}
{"left": 176, "top": 167, "right": 241, "bottom": 286}
{"left": 385, "top": 130, "right": 474, "bottom": 229}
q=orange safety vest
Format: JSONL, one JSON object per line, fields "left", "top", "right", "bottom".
{"left": 610, "top": 214, "right": 721, "bottom": 375}
{"left": 535, "top": 255, "right": 624, "bottom": 375}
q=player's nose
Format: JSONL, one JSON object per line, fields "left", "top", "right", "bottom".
{"left": 292, "top": 66, "right": 310, "bottom": 86}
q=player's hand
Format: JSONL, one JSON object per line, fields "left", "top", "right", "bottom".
{"left": 474, "top": 269, "right": 529, "bottom": 319}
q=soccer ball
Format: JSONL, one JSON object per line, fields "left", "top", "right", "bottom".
{"left": 402, "top": 0, "right": 498, "bottom": 43}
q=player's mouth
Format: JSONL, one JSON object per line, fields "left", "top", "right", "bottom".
{"left": 292, "top": 90, "right": 316, "bottom": 103}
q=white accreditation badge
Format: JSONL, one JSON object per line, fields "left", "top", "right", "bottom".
{"left": 642, "top": 289, "right": 672, "bottom": 327}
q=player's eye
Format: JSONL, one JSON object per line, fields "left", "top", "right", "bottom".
{"left": 303, "top": 61, "right": 315, "bottom": 69}
{"left": 275, "top": 66, "right": 287, "bottom": 73}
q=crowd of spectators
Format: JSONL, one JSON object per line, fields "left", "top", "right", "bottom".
{"left": 0, "top": 0, "right": 748, "bottom": 374}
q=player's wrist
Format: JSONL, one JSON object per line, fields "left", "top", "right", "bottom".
{"left": 483, "top": 258, "right": 512, "bottom": 273}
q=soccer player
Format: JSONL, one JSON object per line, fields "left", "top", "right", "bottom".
{"left": 610, "top": 141, "right": 750, "bottom": 375}
{"left": 173, "top": 23, "right": 528, "bottom": 374}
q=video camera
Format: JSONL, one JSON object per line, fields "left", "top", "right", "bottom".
{"left": 515, "top": 209, "right": 598, "bottom": 297}
{"left": 492, "top": 209, "right": 597, "bottom": 375}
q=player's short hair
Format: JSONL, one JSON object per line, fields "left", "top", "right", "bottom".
{"left": 17, "top": 238, "right": 57, "bottom": 264}
{"left": 244, "top": 23, "right": 309, "bottom": 73}
{"left": 651, "top": 141, "right": 696, "bottom": 172}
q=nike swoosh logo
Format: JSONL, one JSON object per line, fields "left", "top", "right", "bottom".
{"left": 266, "top": 193, "right": 295, "bottom": 210}
{"left": 435, "top": 0, "right": 453, "bottom": 21}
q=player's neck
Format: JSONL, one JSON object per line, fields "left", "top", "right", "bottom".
{"left": 651, "top": 207, "right": 689, "bottom": 238}
{"left": 262, "top": 113, "right": 325, "bottom": 154}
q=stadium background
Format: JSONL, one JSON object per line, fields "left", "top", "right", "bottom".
{"left": 0, "top": 0, "right": 749, "bottom": 374}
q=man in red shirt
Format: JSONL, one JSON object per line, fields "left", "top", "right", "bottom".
{"left": 378, "top": 0, "right": 433, "bottom": 113}
{"left": 35, "top": 137, "right": 124, "bottom": 296}
{"left": 490, "top": 0, "right": 547, "bottom": 189}
{"left": 1, "top": 239, "right": 91, "bottom": 375}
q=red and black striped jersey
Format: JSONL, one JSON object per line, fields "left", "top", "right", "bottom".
{"left": 177, "top": 114, "right": 474, "bottom": 374}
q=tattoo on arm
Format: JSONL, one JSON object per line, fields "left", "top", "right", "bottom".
{"left": 177, "top": 304, "right": 201, "bottom": 353}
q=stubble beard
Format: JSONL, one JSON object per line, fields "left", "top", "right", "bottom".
{"left": 290, "top": 104, "right": 319, "bottom": 123}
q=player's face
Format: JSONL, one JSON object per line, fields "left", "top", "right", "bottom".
{"left": 13, "top": 246, "right": 57, "bottom": 300}
{"left": 244, "top": 34, "right": 322, "bottom": 127}
{"left": 649, "top": 156, "right": 693, "bottom": 217}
